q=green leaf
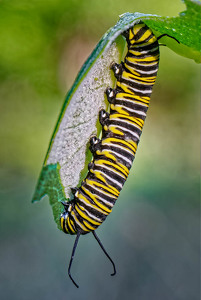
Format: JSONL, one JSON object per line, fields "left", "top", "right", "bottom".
{"left": 32, "top": 0, "right": 200, "bottom": 230}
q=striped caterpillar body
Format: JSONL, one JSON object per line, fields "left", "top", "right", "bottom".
{"left": 60, "top": 22, "right": 160, "bottom": 287}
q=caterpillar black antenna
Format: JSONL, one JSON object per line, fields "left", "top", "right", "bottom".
{"left": 68, "top": 232, "right": 81, "bottom": 288}
{"left": 157, "top": 33, "right": 180, "bottom": 44}
{"left": 92, "top": 231, "right": 116, "bottom": 276}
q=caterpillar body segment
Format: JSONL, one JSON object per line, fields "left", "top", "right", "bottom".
{"left": 60, "top": 22, "right": 160, "bottom": 287}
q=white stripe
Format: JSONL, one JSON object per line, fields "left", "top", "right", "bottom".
{"left": 122, "top": 74, "right": 154, "bottom": 86}
{"left": 132, "top": 43, "right": 157, "bottom": 48}
{"left": 101, "top": 148, "right": 133, "bottom": 165}
{"left": 96, "top": 169, "right": 123, "bottom": 189}
{"left": 109, "top": 124, "right": 140, "bottom": 140}
{"left": 78, "top": 204, "right": 103, "bottom": 222}
{"left": 85, "top": 181, "right": 117, "bottom": 199}
{"left": 129, "top": 46, "right": 159, "bottom": 55}
{"left": 95, "top": 162, "right": 126, "bottom": 180}
{"left": 102, "top": 142, "right": 134, "bottom": 156}
{"left": 126, "top": 84, "right": 152, "bottom": 95}
{"left": 127, "top": 59, "right": 158, "bottom": 67}
{"left": 125, "top": 63, "right": 158, "bottom": 75}
{"left": 71, "top": 212, "right": 89, "bottom": 231}
{"left": 85, "top": 185, "right": 116, "bottom": 205}
{"left": 110, "top": 116, "right": 142, "bottom": 130}
{"left": 114, "top": 104, "right": 147, "bottom": 117}
{"left": 115, "top": 97, "right": 148, "bottom": 107}
{"left": 119, "top": 80, "right": 152, "bottom": 94}
{"left": 78, "top": 195, "right": 108, "bottom": 214}
{"left": 137, "top": 68, "right": 158, "bottom": 75}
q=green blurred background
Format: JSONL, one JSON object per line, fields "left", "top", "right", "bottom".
{"left": 0, "top": 0, "right": 199, "bottom": 299}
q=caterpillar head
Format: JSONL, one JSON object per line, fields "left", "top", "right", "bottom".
{"left": 60, "top": 201, "right": 76, "bottom": 234}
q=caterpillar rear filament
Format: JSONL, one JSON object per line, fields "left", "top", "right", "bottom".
{"left": 60, "top": 22, "right": 160, "bottom": 288}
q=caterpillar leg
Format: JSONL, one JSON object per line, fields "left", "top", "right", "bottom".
{"left": 99, "top": 109, "right": 110, "bottom": 126}
{"left": 110, "top": 62, "right": 123, "bottom": 80}
{"left": 105, "top": 87, "right": 116, "bottom": 104}
{"left": 71, "top": 187, "right": 78, "bottom": 195}
{"left": 88, "top": 161, "right": 95, "bottom": 171}
{"left": 89, "top": 136, "right": 101, "bottom": 154}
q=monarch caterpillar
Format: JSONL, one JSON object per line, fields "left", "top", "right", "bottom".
{"left": 60, "top": 22, "right": 178, "bottom": 288}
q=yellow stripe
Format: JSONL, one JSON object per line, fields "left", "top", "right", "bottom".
{"left": 116, "top": 91, "right": 150, "bottom": 104}
{"left": 67, "top": 217, "right": 76, "bottom": 234}
{"left": 83, "top": 182, "right": 116, "bottom": 202}
{"left": 126, "top": 55, "right": 159, "bottom": 64}
{"left": 102, "top": 136, "right": 137, "bottom": 153}
{"left": 93, "top": 162, "right": 126, "bottom": 181}
{"left": 111, "top": 103, "right": 130, "bottom": 115}
{"left": 82, "top": 184, "right": 112, "bottom": 213}
{"left": 104, "top": 125, "right": 108, "bottom": 131}
{"left": 96, "top": 149, "right": 117, "bottom": 162}
{"left": 83, "top": 220, "right": 97, "bottom": 231}
{"left": 122, "top": 72, "right": 156, "bottom": 85}
{"left": 86, "top": 179, "right": 119, "bottom": 197}
{"left": 134, "top": 28, "right": 156, "bottom": 44}
{"left": 94, "top": 159, "right": 129, "bottom": 176}
{"left": 132, "top": 23, "right": 146, "bottom": 36}
{"left": 133, "top": 36, "right": 157, "bottom": 47}
{"left": 108, "top": 124, "right": 125, "bottom": 135}
{"left": 77, "top": 203, "right": 103, "bottom": 222}
{"left": 96, "top": 149, "right": 133, "bottom": 172}
{"left": 124, "top": 62, "right": 158, "bottom": 82}
{"left": 131, "top": 30, "right": 152, "bottom": 44}
{"left": 129, "top": 28, "right": 135, "bottom": 40}
{"left": 90, "top": 169, "right": 107, "bottom": 184}
{"left": 116, "top": 80, "right": 135, "bottom": 95}
{"left": 60, "top": 216, "right": 65, "bottom": 231}
{"left": 77, "top": 191, "right": 105, "bottom": 213}
{"left": 71, "top": 211, "right": 90, "bottom": 232}
{"left": 90, "top": 169, "right": 121, "bottom": 194}
{"left": 75, "top": 204, "right": 102, "bottom": 226}
{"left": 123, "top": 68, "right": 157, "bottom": 83}
{"left": 109, "top": 114, "right": 143, "bottom": 131}
{"left": 116, "top": 81, "right": 153, "bottom": 98}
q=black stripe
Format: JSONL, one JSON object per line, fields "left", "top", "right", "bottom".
{"left": 94, "top": 155, "right": 129, "bottom": 175}
{"left": 68, "top": 215, "right": 77, "bottom": 234}
{"left": 128, "top": 48, "right": 159, "bottom": 59}
{"left": 118, "top": 83, "right": 152, "bottom": 98}
{"left": 120, "top": 77, "right": 153, "bottom": 90}
{"left": 130, "top": 40, "right": 159, "bottom": 52}
{"left": 101, "top": 144, "right": 134, "bottom": 161}
{"left": 109, "top": 118, "right": 142, "bottom": 137}
{"left": 102, "top": 136, "right": 137, "bottom": 151}
{"left": 114, "top": 99, "right": 148, "bottom": 113}
{"left": 135, "top": 33, "right": 154, "bottom": 45}
{"left": 74, "top": 205, "right": 101, "bottom": 228}
{"left": 111, "top": 113, "right": 144, "bottom": 126}
{"left": 133, "top": 26, "right": 150, "bottom": 41}
{"left": 79, "top": 184, "right": 113, "bottom": 212}
{"left": 98, "top": 159, "right": 128, "bottom": 178}
{"left": 83, "top": 180, "right": 117, "bottom": 204}
{"left": 95, "top": 165, "right": 126, "bottom": 186}
{"left": 111, "top": 105, "right": 147, "bottom": 121}
{"left": 125, "top": 60, "right": 159, "bottom": 72}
